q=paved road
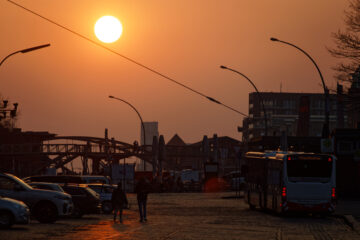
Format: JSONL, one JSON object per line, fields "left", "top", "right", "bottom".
{"left": 2, "top": 192, "right": 359, "bottom": 240}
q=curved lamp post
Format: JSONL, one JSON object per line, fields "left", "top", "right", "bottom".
{"left": 108, "top": 95, "right": 146, "bottom": 170}
{"left": 270, "top": 37, "right": 329, "bottom": 137}
{"left": 108, "top": 95, "right": 146, "bottom": 145}
{"left": 0, "top": 44, "right": 50, "bottom": 124}
{"left": 220, "top": 65, "right": 268, "bottom": 137}
{"left": 0, "top": 44, "right": 51, "bottom": 67}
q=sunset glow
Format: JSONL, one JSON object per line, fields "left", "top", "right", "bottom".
{"left": 94, "top": 16, "right": 123, "bottom": 43}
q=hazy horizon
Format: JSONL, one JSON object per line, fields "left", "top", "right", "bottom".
{"left": 0, "top": 0, "right": 348, "bottom": 144}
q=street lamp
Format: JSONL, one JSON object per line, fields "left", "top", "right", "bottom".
{"left": 0, "top": 44, "right": 51, "bottom": 67}
{"left": 270, "top": 37, "right": 330, "bottom": 137}
{"left": 220, "top": 65, "right": 268, "bottom": 137}
{"left": 0, "top": 44, "right": 49, "bottom": 124}
{"left": 108, "top": 95, "right": 147, "bottom": 170}
{"left": 0, "top": 101, "right": 18, "bottom": 121}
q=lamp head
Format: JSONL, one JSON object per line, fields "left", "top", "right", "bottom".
{"left": 109, "top": 95, "right": 114, "bottom": 99}
{"left": 270, "top": 37, "right": 279, "bottom": 41}
{"left": 20, "top": 44, "right": 51, "bottom": 53}
{"left": 220, "top": 65, "right": 227, "bottom": 69}
{"left": 2, "top": 100, "right": 8, "bottom": 108}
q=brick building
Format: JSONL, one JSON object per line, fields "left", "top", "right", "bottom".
{"left": 0, "top": 126, "right": 55, "bottom": 177}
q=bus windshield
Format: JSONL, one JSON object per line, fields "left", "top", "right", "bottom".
{"left": 287, "top": 155, "right": 332, "bottom": 181}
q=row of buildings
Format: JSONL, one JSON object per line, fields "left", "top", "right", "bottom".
{"left": 0, "top": 69, "right": 359, "bottom": 195}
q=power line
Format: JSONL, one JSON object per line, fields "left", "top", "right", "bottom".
{"left": 7, "top": 0, "right": 248, "bottom": 117}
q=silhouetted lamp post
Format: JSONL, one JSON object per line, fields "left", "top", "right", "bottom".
{"left": 220, "top": 65, "right": 268, "bottom": 137}
{"left": 270, "top": 37, "right": 330, "bottom": 138}
{"left": 0, "top": 44, "right": 51, "bottom": 67}
{"left": 0, "top": 100, "right": 18, "bottom": 122}
{"left": 108, "top": 95, "right": 147, "bottom": 170}
{"left": 0, "top": 44, "right": 49, "bottom": 123}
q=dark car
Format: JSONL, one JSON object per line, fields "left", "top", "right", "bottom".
{"left": 86, "top": 183, "right": 116, "bottom": 214}
{"left": 223, "top": 171, "right": 245, "bottom": 191}
{"left": 61, "top": 184, "right": 101, "bottom": 217}
{"left": 29, "top": 182, "right": 65, "bottom": 193}
{"left": 23, "top": 175, "right": 110, "bottom": 185}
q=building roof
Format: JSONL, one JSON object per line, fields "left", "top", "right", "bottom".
{"left": 166, "top": 134, "right": 187, "bottom": 146}
{"left": 190, "top": 136, "right": 241, "bottom": 146}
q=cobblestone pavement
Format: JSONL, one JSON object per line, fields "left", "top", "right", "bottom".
{"left": 2, "top": 192, "right": 360, "bottom": 240}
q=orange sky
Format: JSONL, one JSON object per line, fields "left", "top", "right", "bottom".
{"left": 0, "top": 0, "right": 349, "bottom": 144}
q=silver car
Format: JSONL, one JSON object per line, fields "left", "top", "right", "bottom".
{"left": 0, "top": 173, "right": 73, "bottom": 223}
{"left": 0, "top": 196, "right": 30, "bottom": 228}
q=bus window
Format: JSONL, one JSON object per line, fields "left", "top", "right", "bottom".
{"left": 287, "top": 156, "right": 332, "bottom": 180}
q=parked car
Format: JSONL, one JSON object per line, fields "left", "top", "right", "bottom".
{"left": 0, "top": 196, "right": 30, "bottom": 228}
{"left": 223, "top": 171, "right": 245, "bottom": 191}
{"left": 23, "top": 175, "right": 110, "bottom": 185}
{"left": 0, "top": 172, "right": 73, "bottom": 223}
{"left": 61, "top": 184, "right": 101, "bottom": 218}
{"left": 29, "top": 182, "right": 65, "bottom": 193}
{"left": 181, "top": 170, "right": 201, "bottom": 192}
{"left": 86, "top": 183, "right": 116, "bottom": 214}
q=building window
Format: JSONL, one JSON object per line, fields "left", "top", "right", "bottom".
{"left": 337, "top": 140, "right": 353, "bottom": 154}
{"left": 264, "top": 100, "right": 273, "bottom": 106}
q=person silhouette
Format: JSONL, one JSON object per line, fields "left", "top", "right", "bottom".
{"left": 111, "top": 182, "right": 128, "bottom": 223}
{"left": 135, "top": 177, "right": 150, "bottom": 222}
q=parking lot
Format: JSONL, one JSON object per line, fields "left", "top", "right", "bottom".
{"left": 2, "top": 192, "right": 360, "bottom": 240}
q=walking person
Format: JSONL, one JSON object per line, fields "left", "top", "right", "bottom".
{"left": 136, "top": 177, "right": 150, "bottom": 222}
{"left": 111, "top": 182, "right": 128, "bottom": 223}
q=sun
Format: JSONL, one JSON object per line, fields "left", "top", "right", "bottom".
{"left": 94, "top": 16, "right": 123, "bottom": 43}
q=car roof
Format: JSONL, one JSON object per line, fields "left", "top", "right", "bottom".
{"left": 29, "top": 182, "right": 60, "bottom": 186}
{"left": 61, "top": 184, "right": 87, "bottom": 188}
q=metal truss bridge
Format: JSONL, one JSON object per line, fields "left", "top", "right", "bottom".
{"left": 0, "top": 135, "right": 205, "bottom": 176}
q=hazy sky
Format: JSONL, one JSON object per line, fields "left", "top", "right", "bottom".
{"left": 0, "top": 0, "right": 349, "bottom": 144}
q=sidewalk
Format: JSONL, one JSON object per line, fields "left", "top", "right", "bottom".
{"left": 335, "top": 198, "right": 360, "bottom": 217}
{"left": 335, "top": 198, "right": 360, "bottom": 232}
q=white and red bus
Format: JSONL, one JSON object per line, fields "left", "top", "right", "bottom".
{"left": 244, "top": 151, "right": 336, "bottom": 214}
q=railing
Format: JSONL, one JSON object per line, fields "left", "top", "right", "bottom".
{"left": 0, "top": 143, "right": 141, "bottom": 155}
{"left": 0, "top": 143, "right": 206, "bottom": 157}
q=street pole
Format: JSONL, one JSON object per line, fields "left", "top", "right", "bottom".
{"left": 0, "top": 44, "right": 51, "bottom": 67}
{"left": 220, "top": 65, "right": 268, "bottom": 137}
{"left": 270, "top": 38, "right": 330, "bottom": 137}
{"left": 108, "top": 95, "right": 147, "bottom": 170}
{"left": 0, "top": 44, "right": 50, "bottom": 131}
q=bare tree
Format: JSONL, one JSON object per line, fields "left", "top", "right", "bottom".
{"left": 328, "top": 0, "right": 360, "bottom": 83}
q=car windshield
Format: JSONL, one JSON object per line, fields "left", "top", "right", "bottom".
{"left": 88, "top": 185, "right": 102, "bottom": 194}
{"left": 53, "top": 184, "right": 65, "bottom": 192}
{"left": 10, "top": 174, "right": 33, "bottom": 190}
{"left": 86, "top": 187, "right": 99, "bottom": 198}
